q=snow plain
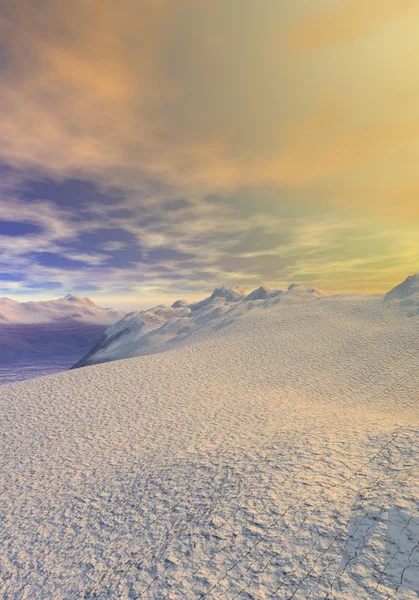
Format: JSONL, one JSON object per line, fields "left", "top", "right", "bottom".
{"left": 0, "top": 277, "right": 418, "bottom": 599}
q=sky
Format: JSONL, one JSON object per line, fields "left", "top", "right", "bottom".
{"left": 0, "top": 0, "right": 418, "bottom": 309}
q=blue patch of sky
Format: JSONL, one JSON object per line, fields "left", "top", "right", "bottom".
{"left": 0, "top": 220, "right": 42, "bottom": 236}
{"left": 107, "top": 209, "right": 136, "bottom": 219}
{"left": 0, "top": 273, "right": 25, "bottom": 282}
{"left": 103, "top": 246, "right": 145, "bottom": 269}
{"left": 27, "top": 252, "right": 89, "bottom": 269}
{"left": 58, "top": 228, "right": 137, "bottom": 254}
{"left": 21, "top": 178, "right": 125, "bottom": 209}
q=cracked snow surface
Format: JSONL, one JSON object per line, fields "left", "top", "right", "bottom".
{"left": 0, "top": 288, "right": 418, "bottom": 599}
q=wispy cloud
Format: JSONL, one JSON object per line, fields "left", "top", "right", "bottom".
{"left": 0, "top": 1, "right": 418, "bottom": 305}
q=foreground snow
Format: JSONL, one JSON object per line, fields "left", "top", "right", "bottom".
{"left": 0, "top": 278, "right": 418, "bottom": 599}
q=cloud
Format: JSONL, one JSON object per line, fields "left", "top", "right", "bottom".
{"left": 1, "top": 175, "right": 418, "bottom": 305}
{"left": 0, "top": 1, "right": 418, "bottom": 304}
{"left": 287, "top": 0, "right": 417, "bottom": 51}
{"left": 0, "top": 0, "right": 417, "bottom": 201}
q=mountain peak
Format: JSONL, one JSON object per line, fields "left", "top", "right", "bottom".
{"left": 64, "top": 293, "right": 80, "bottom": 302}
{"left": 0, "top": 297, "right": 19, "bottom": 304}
{"left": 288, "top": 283, "right": 303, "bottom": 291}
{"left": 171, "top": 299, "right": 189, "bottom": 308}
{"left": 384, "top": 273, "right": 419, "bottom": 301}
{"left": 210, "top": 285, "right": 246, "bottom": 301}
{"left": 246, "top": 286, "right": 273, "bottom": 301}
{"left": 285, "top": 283, "right": 326, "bottom": 297}
{"left": 63, "top": 294, "right": 97, "bottom": 307}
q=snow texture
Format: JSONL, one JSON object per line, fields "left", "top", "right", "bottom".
{"left": 0, "top": 274, "right": 418, "bottom": 599}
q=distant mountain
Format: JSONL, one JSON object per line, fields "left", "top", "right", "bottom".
{"left": 0, "top": 294, "right": 126, "bottom": 325}
{"left": 384, "top": 273, "right": 419, "bottom": 316}
{"left": 384, "top": 273, "right": 419, "bottom": 300}
{"left": 73, "top": 283, "right": 326, "bottom": 368}
{"left": 0, "top": 295, "right": 127, "bottom": 370}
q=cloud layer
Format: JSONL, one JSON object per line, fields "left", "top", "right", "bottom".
{"left": 0, "top": 1, "right": 418, "bottom": 307}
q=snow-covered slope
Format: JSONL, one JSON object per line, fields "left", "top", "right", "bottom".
{"left": 384, "top": 273, "right": 419, "bottom": 316}
{"left": 1, "top": 275, "right": 418, "bottom": 598}
{"left": 73, "top": 283, "right": 326, "bottom": 368}
{"left": 0, "top": 293, "right": 126, "bottom": 324}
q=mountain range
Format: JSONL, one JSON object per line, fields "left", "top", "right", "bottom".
{"left": 73, "top": 274, "right": 419, "bottom": 369}
{"left": 0, "top": 293, "right": 125, "bottom": 324}
{"left": 0, "top": 295, "right": 126, "bottom": 379}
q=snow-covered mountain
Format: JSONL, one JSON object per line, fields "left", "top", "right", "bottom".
{"left": 73, "top": 275, "right": 418, "bottom": 370}
{"left": 0, "top": 295, "right": 127, "bottom": 376}
{"left": 73, "top": 283, "right": 326, "bottom": 368}
{"left": 384, "top": 273, "right": 419, "bottom": 316}
{"left": 384, "top": 273, "right": 419, "bottom": 300}
{"left": 0, "top": 293, "right": 125, "bottom": 324}
{"left": 1, "top": 274, "right": 418, "bottom": 598}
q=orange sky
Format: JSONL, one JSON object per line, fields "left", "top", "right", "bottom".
{"left": 0, "top": 1, "right": 418, "bottom": 304}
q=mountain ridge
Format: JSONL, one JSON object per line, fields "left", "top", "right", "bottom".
{"left": 0, "top": 294, "right": 126, "bottom": 324}
{"left": 73, "top": 274, "right": 418, "bottom": 369}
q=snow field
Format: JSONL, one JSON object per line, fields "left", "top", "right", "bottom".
{"left": 0, "top": 284, "right": 418, "bottom": 598}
